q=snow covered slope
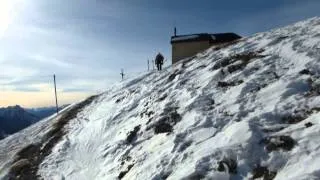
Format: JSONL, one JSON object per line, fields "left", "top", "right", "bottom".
{"left": 2, "top": 17, "right": 320, "bottom": 180}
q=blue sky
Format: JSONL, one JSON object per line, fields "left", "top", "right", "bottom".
{"left": 0, "top": 0, "right": 319, "bottom": 107}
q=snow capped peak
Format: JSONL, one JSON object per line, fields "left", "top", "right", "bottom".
{"left": 1, "top": 17, "right": 320, "bottom": 180}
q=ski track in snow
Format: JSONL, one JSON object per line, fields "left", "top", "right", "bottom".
{"left": 1, "top": 17, "right": 320, "bottom": 180}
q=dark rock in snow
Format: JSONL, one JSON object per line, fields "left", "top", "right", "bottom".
{"left": 217, "top": 158, "right": 237, "bottom": 174}
{"left": 157, "top": 94, "right": 168, "bottom": 102}
{"left": 305, "top": 122, "right": 313, "bottom": 128}
{"left": 178, "top": 140, "right": 192, "bottom": 152}
{"left": 308, "top": 79, "right": 320, "bottom": 96}
{"left": 120, "top": 155, "right": 132, "bottom": 166}
{"left": 227, "top": 61, "right": 246, "bottom": 73}
{"left": 217, "top": 80, "right": 243, "bottom": 88}
{"left": 115, "top": 97, "right": 125, "bottom": 103}
{"left": 299, "top": 69, "right": 313, "bottom": 75}
{"left": 118, "top": 164, "right": 134, "bottom": 179}
{"left": 153, "top": 109, "right": 182, "bottom": 134}
{"left": 211, "top": 51, "right": 266, "bottom": 71}
{"left": 168, "top": 73, "right": 177, "bottom": 82}
{"left": 126, "top": 125, "right": 141, "bottom": 144}
{"left": 262, "top": 136, "right": 295, "bottom": 152}
{"left": 154, "top": 120, "right": 173, "bottom": 134}
{"left": 168, "top": 70, "right": 183, "bottom": 82}
{"left": 252, "top": 165, "right": 277, "bottom": 180}
{"left": 282, "top": 114, "right": 306, "bottom": 124}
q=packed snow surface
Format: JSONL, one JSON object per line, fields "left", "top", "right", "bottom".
{"left": 1, "top": 17, "right": 320, "bottom": 180}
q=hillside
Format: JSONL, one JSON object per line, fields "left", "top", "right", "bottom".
{"left": 0, "top": 105, "right": 39, "bottom": 140}
{"left": 1, "top": 17, "right": 320, "bottom": 180}
{"left": 0, "top": 105, "right": 65, "bottom": 140}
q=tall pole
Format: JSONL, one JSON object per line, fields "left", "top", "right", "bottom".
{"left": 147, "top": 59, "right": 150, "bottom": 71}
{"left": 53, "top": 74, "right": 59, "bottom": 114}
{"left": 152, "top": 60, "right": 155, "bottom": 70}
{"left": 120, "top": 69, "right": 124, "bottom": 81}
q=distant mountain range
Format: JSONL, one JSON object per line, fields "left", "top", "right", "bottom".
{"left": 26, "top": 106, "right": 60, "bottom": 119}
{"left": 0, "top": 105, "right": 67, "bottom": 140}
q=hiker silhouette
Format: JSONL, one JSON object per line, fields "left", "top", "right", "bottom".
{"left": 155, "top": 53, "right": 164, "bottom": 71}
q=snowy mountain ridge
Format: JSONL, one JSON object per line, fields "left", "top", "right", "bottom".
{"left": 1, "top": 17, "right": 320, "bottom": 180}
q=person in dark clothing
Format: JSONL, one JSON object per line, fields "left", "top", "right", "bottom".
{"left": 155, "top": 53, "right": 164, "bottom": 71}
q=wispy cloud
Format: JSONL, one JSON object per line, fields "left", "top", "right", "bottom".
{"left": 30, "top": 55, "right": 72, "bottom": 68}
{"left": 13, "top": 87, "right": 41, "bottom": 92}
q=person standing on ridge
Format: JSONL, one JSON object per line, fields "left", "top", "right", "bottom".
{"left": 155, "top": 52, "right": 164, "bottom": 71}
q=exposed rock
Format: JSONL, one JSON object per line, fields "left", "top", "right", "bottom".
{"left": 217, "top": 80, "right": 244, "bottom": 88}
{"left": 282, "top": 114, "right": 306, "bottom": 124}
{"left": 178, "top": 140, "right": 192, "bottom": 152}
{"left": 217, "top": 158, "right": 237, "bottom": 174}
{"left": 154, "top": 120, "right": 173, "bottom": 134}
{"left": 126, "top": 125, "right": 141, "bottom": 144}
{"left": 168, "top": 70, "right": 183, "bottom": 82}
{"left": 252, "top": 165, "right": 277, "bottom": 180}
{"left": 157, "top": 94, "right": 168, "bottom": 102}
{"left": 299, "top": 69, "right": 313, "bottom": 75}
{"left": 118, "top": 164, "right": 134, "bottom": 179}
{"left": 10, "top": 159, "right": 31, "bottom": 175}
{"left": 262, "top": 127, "right": 285, "bottom": 133}
{"left": 305, "top": 122, "right": 313, "bottom": 128}
{"left": 115, "top": 97, "right": 125, "bottom": 103}
{"left": 120, "top": 155, "right": 132, "bottom": 166}
{"left": 227, "top": 61, "right": 246, "bottom": 73}
{"left": 261, "top": 136, "right": 295, "bottom": 152}
{"left": 153, "top": 109, "right": 182, "bottom": 134}
{"left": 212, "top": 51, "right": 266, "bottom": 71}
